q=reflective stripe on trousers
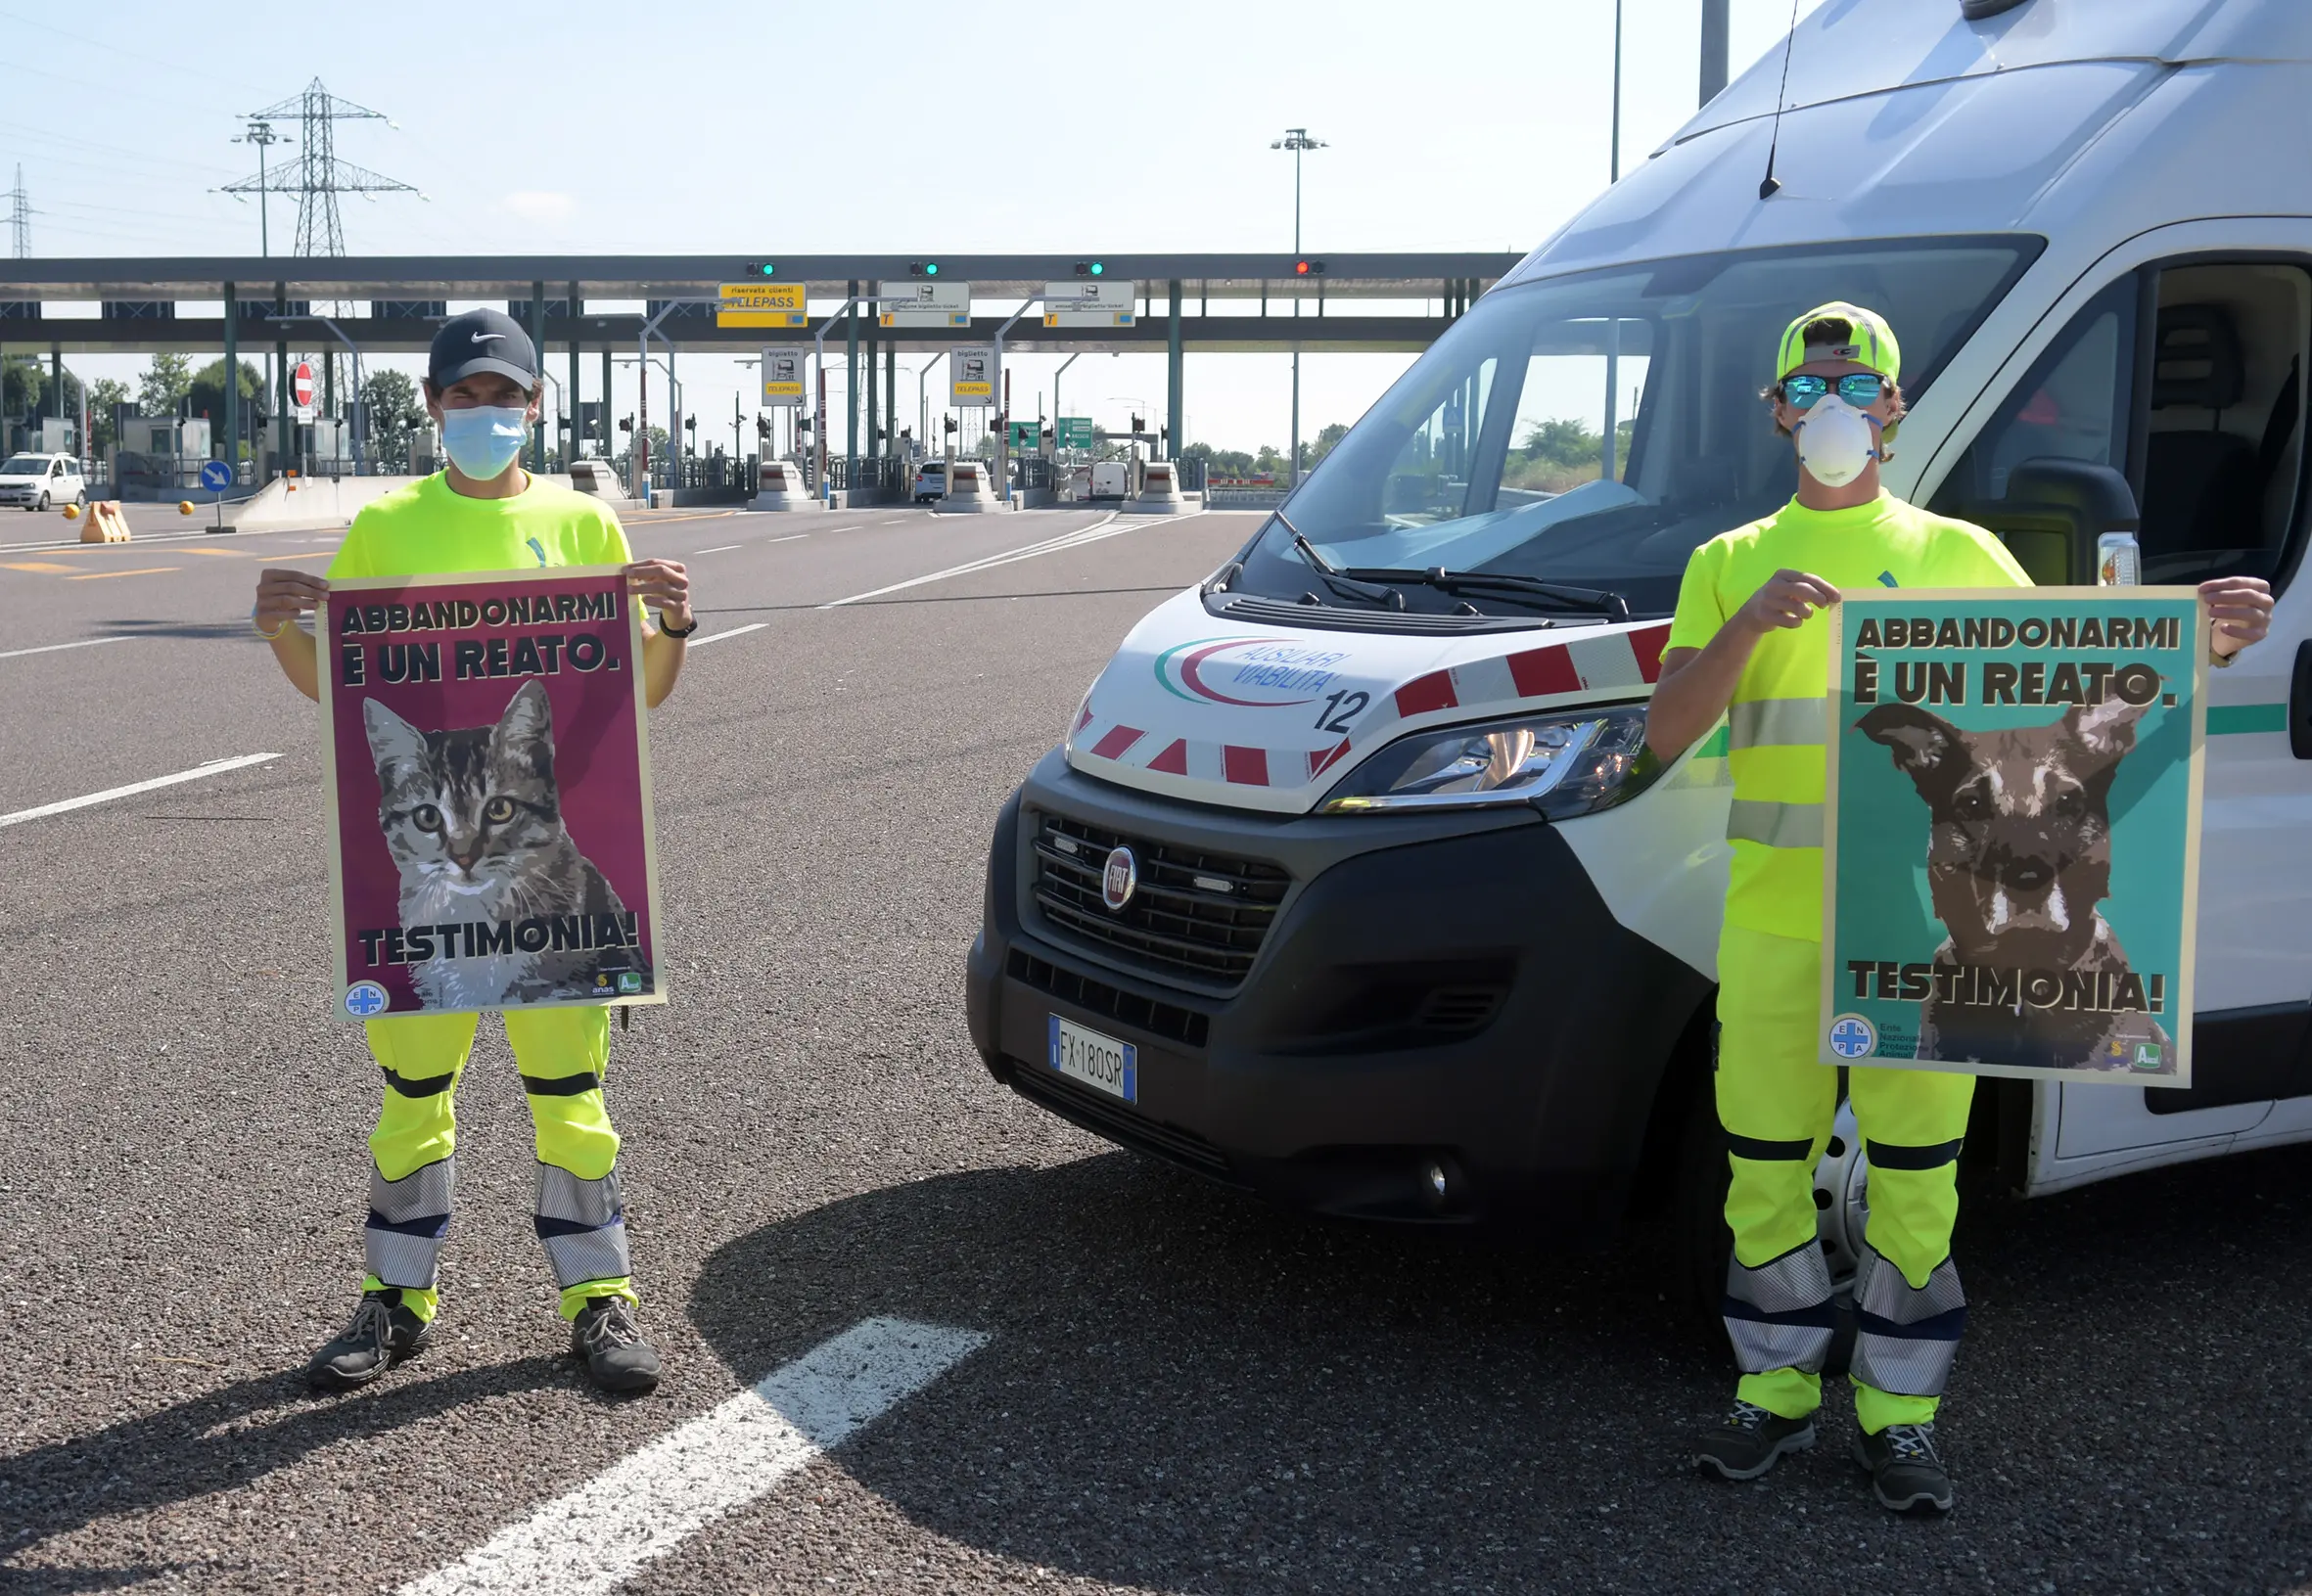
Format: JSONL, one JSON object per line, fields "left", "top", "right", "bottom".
{"left": 1723, "top": 1235, "right": 1834, "bottom": 1376}
{"left": 535, "top": 1162, "right": 631, "bottom": 1291}
{"left": 1726, "top": 798, "right": 1824, "bottom": 849}
{"left": 1851, "top": 1242, "right": 1966, "bottom": 1397}
{"left": 1727, "top": 696, "right": 1826, "bottom": 751}
{"left": 366, "top": 1155, "right": 454, "bottom": 1291}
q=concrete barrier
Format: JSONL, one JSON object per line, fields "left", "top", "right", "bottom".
{"left": 748, "top": 459, "right": 821, "bottom": 512}
{"left": 1122, "top": 461, "right": 1201, "bottom": 515}
{"left": 937, "top": 460, "right": 1005, "bottom": 513}
{"left": 80, "top": 501, "right": 133, "bottom": 542}
{"left": 230, "top": 473, "right": 578, "bottom": 531}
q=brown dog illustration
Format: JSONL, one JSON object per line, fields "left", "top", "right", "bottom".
{"left": 1856, "top": 697, "right": 2171, "bottom": 1072}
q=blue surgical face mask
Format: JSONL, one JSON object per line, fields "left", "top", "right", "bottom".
{"left": 440, "top": 405, "right": 529, "bottom": 480}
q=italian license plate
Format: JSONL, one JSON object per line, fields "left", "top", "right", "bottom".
{"left": 1048, "top": 1015, "right": 1137, "bottom": 1103}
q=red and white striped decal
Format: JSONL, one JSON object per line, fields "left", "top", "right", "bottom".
{"left": 1072, "top": 621, "right": 1675, "bottom": 793}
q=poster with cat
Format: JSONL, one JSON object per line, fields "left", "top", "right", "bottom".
{"left": 318, "top": 566, "right": 666, "bottom": 1019}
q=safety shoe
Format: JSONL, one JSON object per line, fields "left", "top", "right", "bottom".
{"left": 1693, "top": 1398, "right": 1817, "bottom": 1481}
{"left": 571, "top": 1296, "right": 662, "bottom": 1394}
{"left": 307, "top": 1289, "right": 432, "bottom": 1391}
{"left": 1854, "top": 1422, "right": 1955, "bottom": 1513}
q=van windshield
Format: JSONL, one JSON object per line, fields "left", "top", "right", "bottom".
{"left": 1233, "top": 237, "right": 2040, "bottom": 621}
{"left": 0, "top": 456, "right": 44, "bottom": 475}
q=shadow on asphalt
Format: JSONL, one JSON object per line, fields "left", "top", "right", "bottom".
{"left": 1, "top": 1356, "right": 569, "bottom": 1572}
{"left": 686, "top": 1139, "right": 2312, "bottom": 1593}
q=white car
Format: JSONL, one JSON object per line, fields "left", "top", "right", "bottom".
{"left": 967, "top": 0, "right": 2312, "bottom": 1315}
{"left": 0, "top": 453, "right": 86, "bottom": 512}
{"left": 912, "top": 461, "right": 948, "bottom": 503}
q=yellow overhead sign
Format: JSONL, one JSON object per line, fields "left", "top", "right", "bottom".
{"left": 718, "top": 283, "right": 807, "bottom": 328}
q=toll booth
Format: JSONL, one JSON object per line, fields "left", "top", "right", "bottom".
{"left": 939, "top": 459, "right": 1001, "bottom": 513}
{"left": 751, "top": 457, "right": 818, "bottom": 512}
{"left": 1125, "top": 457, "right": 1197, "bottom": 515}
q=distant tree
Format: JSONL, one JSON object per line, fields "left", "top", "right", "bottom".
{"left": 1506, "top": 415, "right": 1633, "bottom": 493}
{"left": 87, "top": 379, "right": 131, "bottom": 454}
{"left": 1253, "top": 444, "right": 1287, "bottom": 477}
{"left": 187, "top": 359, "right": 264, "bottom": 452}
{"left": 1307, "top": 422, "right": 1351, "bottom": 470}
{"left": 360, "top": 368, "right": 425, "bottom": 462}
{"left": 137, "top": 352, "right": 194, "bottom": 417}
{"left": 1, "top": 355, "right": 87, "bottom": 446}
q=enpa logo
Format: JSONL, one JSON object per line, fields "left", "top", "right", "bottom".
{"left": 1826, "top": 1014, "right": 1878, "bottom": 1060}
{"left": 345, "top": 980, "right": 390, "bottom": 1019}
{"left": 1153, "top": 636, "right": 1353, "bottom": 709}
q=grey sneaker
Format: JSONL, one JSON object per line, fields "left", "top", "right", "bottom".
{"left": 1854, "top": 1422, "right": 1955, "bottom": 1513}
{"left": 307, "top": 1290, "right": 432, "bottom": 1391}
{"left": 571, "top": 1296, "right": 662, "bottom": 1393}
{"left": 1694, "top": 1397, "right": 1817, "bottom": 1481}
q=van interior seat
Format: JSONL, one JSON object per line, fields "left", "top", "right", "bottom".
{"left": 2140, "top": 303, "right": 2268, "bottom": 563}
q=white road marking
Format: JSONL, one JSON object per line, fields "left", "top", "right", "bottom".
{"left": 763, "top": 533, "right": 810, "bottom": 544}
{"left": 690, "top": 543, "right": 742, "bottom": 554}
{"left": 0, "top": 634, "right": 131, "bottom": 661}
{"left": 686, "top": 621, "right": 768, "bottom": 648}
{"left": 877, "top": 517, "right": 909, "bottom": 524}
{"left": 398, "top": 1316, "right": 988, "bottom": 1596}
{"left": 820, "top": 512, "right": 1137, "bottom": 608}
{"left": 0, "top": 752, "right": 282, "bottom": 829}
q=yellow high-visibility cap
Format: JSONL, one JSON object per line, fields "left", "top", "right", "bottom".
{"left": 1776, "top": 301, "right": 1901, "bottom": 385}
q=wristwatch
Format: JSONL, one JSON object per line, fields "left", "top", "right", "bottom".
{"left": 657, "top": 609, "right": 699, "bottom": 639}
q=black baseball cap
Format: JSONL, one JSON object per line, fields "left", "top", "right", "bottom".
{"left": 428, "top": 308, "right": 538, "bottom": 391}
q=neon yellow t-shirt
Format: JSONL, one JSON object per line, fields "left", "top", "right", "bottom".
{"left": 326, "top": 472, "right": 631, "bottom": 579}
{"left": 1666, "top": 490, "right": 2030, "bottom": 941}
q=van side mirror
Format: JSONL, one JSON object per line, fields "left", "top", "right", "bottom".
{"left": 1967, "top": 457, "right": 2139, "bottom": 585}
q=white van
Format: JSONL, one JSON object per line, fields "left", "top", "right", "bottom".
{"left": 966, "top": 0, "right": 2312, "bottom": 1303}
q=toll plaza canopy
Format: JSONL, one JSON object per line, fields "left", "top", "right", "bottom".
{"left": 0, "top": 252, "right": 1519, "bottom": 354}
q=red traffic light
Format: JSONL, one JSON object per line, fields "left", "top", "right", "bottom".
{"left": 1294, "top": 259, "right": 1325, "bottom": 276}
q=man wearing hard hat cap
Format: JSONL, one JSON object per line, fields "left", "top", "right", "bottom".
{"left": 1644, "top": 302, "right": 2274, "bottom": 1513}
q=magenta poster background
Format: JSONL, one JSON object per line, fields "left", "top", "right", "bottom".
{"left": 322, "top": 568, "right": 663, "bottom": 1017}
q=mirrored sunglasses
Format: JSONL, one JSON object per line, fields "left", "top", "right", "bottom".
{"left": 1780, "top": 373, "right": 1885, "bottom": 409}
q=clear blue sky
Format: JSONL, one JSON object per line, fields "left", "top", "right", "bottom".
{"left": 7, "top": 0, "right": 1826, "bottom": 453}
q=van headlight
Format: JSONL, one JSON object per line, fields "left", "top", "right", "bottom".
{"left": 1318, "top": 707, "right": 1660, "bottom": 818}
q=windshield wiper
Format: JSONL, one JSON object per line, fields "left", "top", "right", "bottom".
{"left": 1272, "top": 510, "right": 1403, "bottom": 609}
{"left": 1348, "top": 566, "right": 1632, "bottom": 622}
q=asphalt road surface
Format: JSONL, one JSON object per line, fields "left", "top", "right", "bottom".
{"left": 5, "top": 499, "right": 2312, "bottom": 1594}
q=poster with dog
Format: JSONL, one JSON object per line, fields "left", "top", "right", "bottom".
{"left": 318, "top": 567, "right": 666, "bottom": 1020}
{"left": 1822, "top": 589, "right": 2205, "bottom": 1084}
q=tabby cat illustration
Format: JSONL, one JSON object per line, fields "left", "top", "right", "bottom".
{"left": 361, "top": 680, "right": 645, "bottom": 1007}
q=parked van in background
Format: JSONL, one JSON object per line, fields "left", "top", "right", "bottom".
{"left": 966, "top": 0, "right": 2312, "bottom": 1309}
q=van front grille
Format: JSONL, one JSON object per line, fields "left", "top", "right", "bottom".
{"left": 1030, "top": 811, "right": 1289, "bottom": 988}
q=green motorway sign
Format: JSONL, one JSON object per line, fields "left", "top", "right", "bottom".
{"left": 1008, "top": 420, "right": 1041, "bottom": 449}
{"left": 1055, "top": 416, "right": 1094, "bottom": 450}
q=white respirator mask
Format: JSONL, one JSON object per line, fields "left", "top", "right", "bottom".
{"left": 1791, "top": 392, "right": 1884, "bottom": 488}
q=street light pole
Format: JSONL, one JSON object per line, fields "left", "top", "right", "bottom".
{"left": 1272, "top": 126, "right": 1326, "bottom": 491}
{"left": 1601, "top": 2, "right": 1624, "bottom": 486}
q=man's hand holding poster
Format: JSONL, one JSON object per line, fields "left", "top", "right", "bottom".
{"left": 1821, "top": 588, "right": 2204, "bottom": 1084}
{"left": 319, "top": 566, "right": 667, "bottom": 1019}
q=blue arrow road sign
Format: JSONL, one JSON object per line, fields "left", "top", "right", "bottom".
{"left": 200, "top": 460, "right": 232, "bottom": 492}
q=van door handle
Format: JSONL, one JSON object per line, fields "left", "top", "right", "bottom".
{"left": 2292, "top": 640, "right": 2312, "bottom": 761}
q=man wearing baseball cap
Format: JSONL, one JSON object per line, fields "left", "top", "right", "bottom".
{"left": 252, "top": 308, "right": 699, "bottom": 1396}
{"left": 1645, "top": 303, "right": 2272, "bottom": 1511}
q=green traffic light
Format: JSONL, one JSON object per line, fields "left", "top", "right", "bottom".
{"left": 760, "top": 263, "right": 775, "bottom": 276}
{"left": 925, "top": 262, "right": 940, "bottom": 275}
{"left": 1089, "top": 262, "right": 1104, "bottom": 275}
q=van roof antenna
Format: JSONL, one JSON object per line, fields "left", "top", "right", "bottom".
{"left": 1758, "top": 0, "right": 1802, "bottom": 200}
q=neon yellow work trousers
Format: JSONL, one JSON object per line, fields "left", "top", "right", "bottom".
{"left": 1715, "top": 926, "right": 1973, "bottom": 1435}
{"left": 359, "top": 1006, "right": 634, "bottom": 1323}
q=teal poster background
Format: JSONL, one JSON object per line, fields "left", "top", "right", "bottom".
{"left": 1822, "top": 588, "right": 2203, "bottom": 1084}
